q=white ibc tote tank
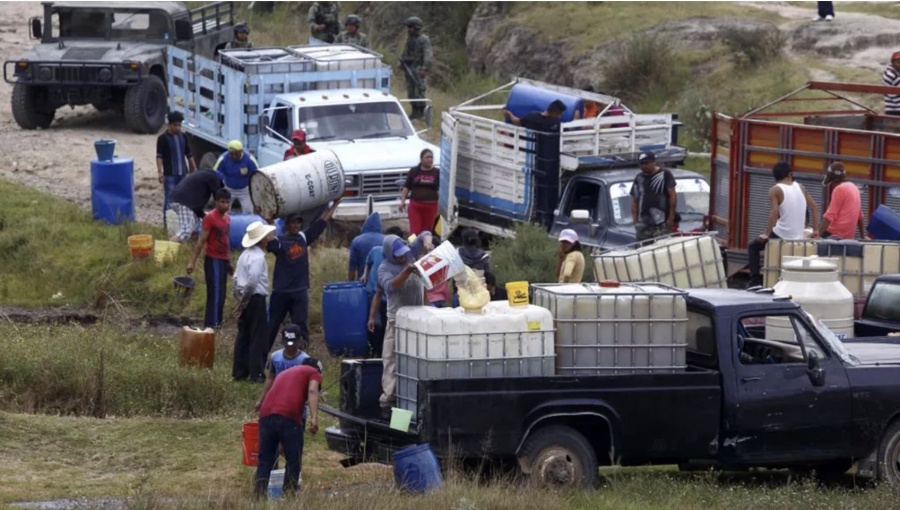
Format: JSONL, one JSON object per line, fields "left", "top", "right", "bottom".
{"left": 767, "top": 256, "right": 855, "bottom": 340}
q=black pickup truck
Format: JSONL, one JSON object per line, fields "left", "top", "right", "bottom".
{"left": 323, "top": 288, "right": 900, "bottom": 488}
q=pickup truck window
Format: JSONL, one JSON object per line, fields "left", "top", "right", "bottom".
{"left": 686, "top": 311, "right": 716, "bottom": 369}
{"left": 609, "top": 178, "right": 710, "bottom": 225}
{"left": 863, "top": 282, "right": 900, "bottom": 323}
{"left": 298, "top": 101, "right": 414, "bottom": 142}
{"left": 738, "top": 315, "right": 824, "bottom": 365}
{"left": 270, "top": 104, "right": 293, "bottom": 140}
{"left": 565, "top": 182, "right": 600, "bottom": 217}
{"left": 56, "top": 10, "right": 168, "bottom": 41}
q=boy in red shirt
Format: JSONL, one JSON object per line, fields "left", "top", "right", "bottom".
{"left": 187, "top": 188, "right": 234, "bottom": 328}
{"left": 255, "top": 357, "right": 323, "bottom": 499}
{"left": 820, "top": 162, "right": 865, "bottom": 240}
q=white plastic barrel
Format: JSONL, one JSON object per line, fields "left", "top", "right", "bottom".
{"left": 767, "top": 256, "right": 855, "bottom": 340}
{"left": 249, "top": 149, "right": 345, "bottom": 219}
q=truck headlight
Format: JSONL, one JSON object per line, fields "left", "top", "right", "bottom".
{"left": 37, "top": 66, "right": 51, "bottom": 81}
{"left": 98, "top": 68, "right": 112, "bottom": 82}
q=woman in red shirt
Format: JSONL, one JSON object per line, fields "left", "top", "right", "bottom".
{"left": 400, "top": 149, "right": 439, "bottom": 235}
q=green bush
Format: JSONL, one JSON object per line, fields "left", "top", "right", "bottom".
{"left": 489, "top": 223, "right": 559, "bottom": 286}
{"left": 722, "top": 28, "right": 786, "bottom": 68}
{"left": 601, "top": 34, "right": 682, "bottom": 104}
{"left": 0, "top": 324, "right": 259, "bottom": 418}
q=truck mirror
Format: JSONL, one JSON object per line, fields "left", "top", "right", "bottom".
{"left": 807, "top": 353, "right": 825, "bottom": 387}
{"left": 260, "top": 114, "right": 270, "bottom": 129}
{"left": 570, "top": 210, "right": 591, "bottom": 224}
{"left": 30, "top": 18, "right": 42, "bottom": 39}
{"left": 174, "top": 19, "right": 193, "bottom": 41}
{"left": 589, "top": 223, "right": 599, "bottom": 238}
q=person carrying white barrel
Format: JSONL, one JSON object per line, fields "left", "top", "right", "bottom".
{"left": 214, "top": 140, "right": 259, "bottom": 213}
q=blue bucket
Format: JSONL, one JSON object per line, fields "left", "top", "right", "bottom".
{"left": 393, "top": 444, "right": 442, "bottom": 493}
{"left": 94, "top": 139, "right": 116, "bottom": 162}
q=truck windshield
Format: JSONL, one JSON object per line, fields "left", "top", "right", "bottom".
{"left": 808, "top": 312, "right": 858, "bottom": 366}
{"left": 56, "top": 10, "right": 168, "bottom": 40}
{"left": 609, "top": 178, "right": 710, "bottom": 226}
{"left": 297, "top": 102, "right": 414, "bottom": 142}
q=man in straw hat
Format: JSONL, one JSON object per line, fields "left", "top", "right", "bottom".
{"left": 232, "top": 220, "right": 277, "bottom": 382}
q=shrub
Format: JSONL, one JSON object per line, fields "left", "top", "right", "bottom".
{"left": 601, "top": 34, "right": 680, "bottom": 104}
{"left": 489, "top": 223, "right": 559, "bottom": 286}
{"left": 722, "top": 28, "right": 786, "bottom": 68}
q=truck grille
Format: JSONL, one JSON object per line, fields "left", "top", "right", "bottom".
{"left": 360, "top": 171, "right": 407, "bottom": 197}
{"left": 51, "top": 65, "right": 103, "bottom": 83}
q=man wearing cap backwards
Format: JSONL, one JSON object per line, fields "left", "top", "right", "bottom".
{"left": 265, "top": 199, "right": 342, "bottom": 351}
{"left": 335, "top": 14, "right": 369, "bottom": 48}
{"left": 504, "top": 100, "right": 566, "bottom": 229}
{"left": 820, "top": 162, "right": 866, "bottom": 240}
{"left": 214, "top": 140, "right": 259, "bottom": 214}
{"left": 883, "top": 51, "right": 900, "bottom": 116}
{"left": 283, "top": 129, "right": 315, "bottom": 161}
{"left": 255, "top": 356, "right": 323, "bottom": 499}
{"left": 630, "top": 152, "right": 678, "bottom": 243}
{"left": 256, "top": 324, "right": 310, "bottom": 412}
{"left": 187, "top": 188, "right": 233, "bottom": 328}
{"left": 232, "top": 220, "right": 277, "bottom": 382}
{"left": 375, "top": 232, "right": 432, "bottom": 418}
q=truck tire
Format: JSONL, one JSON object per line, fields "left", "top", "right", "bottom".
{"left": 11, "top": 84, "right": 55, "bottom": 130}
{"left": 877, "top": 420, "right": 900, "bottom": 488}
{"left": 519, "top": 425, "right": 599, "bottom": 488}
{"left": 124, "top": 75, "right": 167, "bottom": 134}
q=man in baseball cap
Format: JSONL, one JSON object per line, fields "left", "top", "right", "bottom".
{"left": 820, "top": 162, "right": 865, "bottom": 240}
{"left": 283, "top": 129, "right": 315, "bottom": 161}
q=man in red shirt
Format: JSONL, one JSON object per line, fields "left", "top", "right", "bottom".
{"left": 187, "top": 188, "right": 234, "bottom": 328}
{"left": 255, "top": 357, "right": 323, "bottom": 499}
{"left": 283, "top": 129, "right": 315, "bottom": 161}
{"left": 820, "top": 162, "right": 865, "bottom": 240}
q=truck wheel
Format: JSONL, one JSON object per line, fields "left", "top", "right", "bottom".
{"left": 11, "top": 84, "right": 55, "bottom": 130}
{"left": 124, "top": 75, "right": 167, "bottom": 134}
{"left": 519, "top": 425, "right": 599, "bottom": 488}
{"left": 877, "top": 420, "right": 900, "bottom": 488}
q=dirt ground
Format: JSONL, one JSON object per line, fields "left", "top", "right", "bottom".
{"left": 0, "top": 2, "right": 165, "bottom": 226}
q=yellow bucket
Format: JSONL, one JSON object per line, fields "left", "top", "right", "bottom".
{"left": 506, "top": 281, "right": 529, "bottom": 307}
{"left": 127, "top": 234, "right": 153, "bottom": 259}
{"left": 154, "top": 240, "right": 179, "bottom": 264}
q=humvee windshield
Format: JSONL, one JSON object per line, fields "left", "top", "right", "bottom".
{"left": 54, "top": 9, "right": 169, "bottom": 40}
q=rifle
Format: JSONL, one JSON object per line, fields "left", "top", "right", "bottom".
{"left": 396, "top": 54, "right": 424, "bottom": 91}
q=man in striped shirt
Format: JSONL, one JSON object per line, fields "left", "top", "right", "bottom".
{"left": 882, "top": 51, "right": 900, "bottom": 116}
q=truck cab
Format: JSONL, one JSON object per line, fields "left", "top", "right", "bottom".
{"left": 257, "top": 89, "right": 438, "bottom": 224}
{"left": 550, "top": 168, "right": 710, "bottom": 250}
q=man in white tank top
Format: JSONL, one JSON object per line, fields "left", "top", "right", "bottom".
{"left": 747, "top": 162, "right": 820, "bottom": 288}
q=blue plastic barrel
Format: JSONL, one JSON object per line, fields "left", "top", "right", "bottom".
{"left": 505, "top": 82, "right": 584, "bottom": 124}
{"left": 393, "top": 444, "right": 443, "bottom": 493}
{"left": 867, "top": 205, "right": 900, "bottom": 241}
{"left": 90, "top": 157, "right": 134, "bottom": 225}
{"left": 322, "top": 282, "right": 369, "bottom": 356}
{"left": 229, "top": 214, "right": 265, "bottom": 251}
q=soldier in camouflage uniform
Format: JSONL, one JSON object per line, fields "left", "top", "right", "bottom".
{"left": 400, "top": 16, "right": 432, "bottom": 120}
{"left": 307, "top": 2, "right": 340, "bottom": 44}
{"left": 224, "top": 23, "right": 252, "bottom": 50}
{"left": 335, "top": 14, "right": 370, "bottom": 48}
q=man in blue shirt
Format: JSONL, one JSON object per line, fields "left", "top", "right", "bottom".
{"left": 256, "top": 324, "right": 310, "bottom": 412}
{"left": 156, "top": 111, "right": 197, "bottom": 229}
{"left": 214, "top": 140, "right": 259, "bottom": 213}
{"left": 363, "top": 226, "right": 402, "bottom": 357}
{"left": 348, "top": 212, "right": 383, "bottom": 281}
{"left": 265, "top": 199, "right": 342, "bottom": 350}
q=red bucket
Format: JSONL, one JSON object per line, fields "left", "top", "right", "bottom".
{"left": 242, "top": 422, "right": 259, "bottom": 466}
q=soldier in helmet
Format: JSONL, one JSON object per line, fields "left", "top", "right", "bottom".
{"left": 335, "top": 14, "right": 369, "bottom": 48}
{"left": 308, "top": 2, "right": 340, "bottom": 44}
{"left": 400, "top": 16, "right": 433, "bottom": 120}
{"left": 225, "top": 23, "right": 252, "bottom": 50}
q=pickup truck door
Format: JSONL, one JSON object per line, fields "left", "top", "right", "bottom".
{"left": 551, "top": 178, "right": 609, "bottom": 244}
{"left": 726, "top": 313, "right": 853, "bottom": 462}
{"left": 439, "top": 111, "right": 459, "bottom": 235}
{"left": 258, "top": 102, "right": 294, "bottom": 167}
